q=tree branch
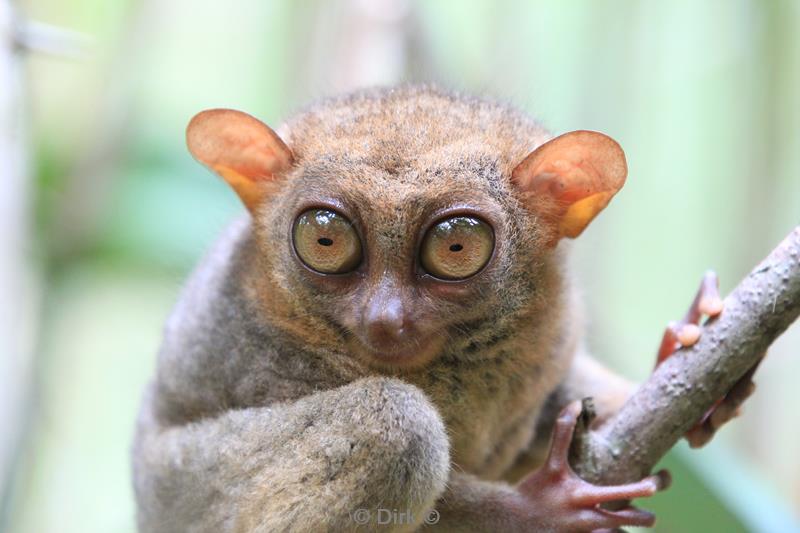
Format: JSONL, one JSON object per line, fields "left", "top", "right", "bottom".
{"left": 573, "top": 226, "right": 800, "bottom": 485}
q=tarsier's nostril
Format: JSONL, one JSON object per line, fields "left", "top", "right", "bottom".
{"left": 368, "top": 319, "right": 403, "bottom": 343}
{"left": 365, "top": 292, "right": 407, "bottom": 344}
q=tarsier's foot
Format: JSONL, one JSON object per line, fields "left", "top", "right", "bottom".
{"left": 654, "top": 270, "right": 760, "bottom": 447}
{"left": 516, "top": 402, "right": 670, "bottom": 532}
{"left": 655, "top": 270, "right": 724, "bottom": 366}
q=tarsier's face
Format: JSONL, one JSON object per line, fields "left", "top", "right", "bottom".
{"left": 289, "top": 204, "right": 497, "bottom": 368}
{"left": 266, "top": 160, "right": 530, "bottom": 370}
{"left": 185, "top": 88, "right": 627, "bottom": 371}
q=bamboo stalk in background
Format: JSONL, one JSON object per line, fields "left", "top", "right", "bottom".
{"left": 0, "top": 2, "right": 88, "bottom": 521}
{"left": 0, "top": 0, "right": 36, "bottom": 521}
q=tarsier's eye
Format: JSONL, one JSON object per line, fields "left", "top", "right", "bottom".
{"left": 420, "top": 216, "right": 494, "bottom": 280}
{"left": 293, "top": 209, "right": 362, "bottom": 274}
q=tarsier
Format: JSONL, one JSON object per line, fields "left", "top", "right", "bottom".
{"left": 133, "top": 86, "right": 754, "bottom": 532}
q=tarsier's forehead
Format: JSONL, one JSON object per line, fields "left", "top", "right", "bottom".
{"left": 283, "top": 85, "right": 548, "bottom": 176}
{"left": 289, "top": 152, "right": 513, "bottom": 215}
{"left": 291, "top": 140, "right": 510, "bottom": 179}
{"left": 288, "top": 162, "right": 508, "bottom": 218}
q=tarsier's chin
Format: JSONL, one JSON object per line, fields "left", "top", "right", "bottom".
{"left": 186, "top": 94, "right": 627, "bottom": 371}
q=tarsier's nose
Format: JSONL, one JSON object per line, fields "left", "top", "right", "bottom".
{"left": 363, "top": 280, "right": 411, "bottom": 348}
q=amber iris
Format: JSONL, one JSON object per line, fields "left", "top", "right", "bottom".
{"left": 420, "top": 216, "right": 494, "bottom": 280}
{"left": 293, "top": 209, "right": 362, "bottom": 274}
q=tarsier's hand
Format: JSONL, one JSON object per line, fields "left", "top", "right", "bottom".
{"left": 655, "top": 271, "right": 761, "bottom": 448}
{"left": 515, "top": 402, "right": 670, "bottom": 532}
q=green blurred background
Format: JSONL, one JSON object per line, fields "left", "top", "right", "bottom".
{"left": 1, "top": 0, "right": 799, "bottom": 532}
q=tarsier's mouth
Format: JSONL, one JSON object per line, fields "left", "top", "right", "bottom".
{"left": 351, "top": 332, "right": 446, "bottom": 370}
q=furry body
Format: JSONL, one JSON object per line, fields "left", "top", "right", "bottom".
{"left": 133, "top": 86, "right": 630, "bottom": 532}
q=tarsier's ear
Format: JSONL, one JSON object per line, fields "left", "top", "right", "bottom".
{"left": 511, "top": 130, "right": 627, "bottom": 244}
{"left": 186, "top": 109, "right": 294, "bottom": 212}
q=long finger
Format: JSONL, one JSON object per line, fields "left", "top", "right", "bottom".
{"left": 545, "top": 401, "right": 582, "bottom": 473}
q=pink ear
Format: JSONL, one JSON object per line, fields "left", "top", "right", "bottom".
{"left": 186, "top": 109, "right": 293, "bottom": 212}
{"left": 511, "top": 130, "right": 627, "bottom": 242}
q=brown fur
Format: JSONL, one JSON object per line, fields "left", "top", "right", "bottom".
{"left": 133, "top": 85, "right": 632, "bottom": 532}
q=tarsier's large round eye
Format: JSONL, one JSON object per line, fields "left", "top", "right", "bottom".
{"left": 420, "top": 216, "right": 494, "bottom": 280}
{"left": 293, "top": 209, "right": 362, "bottom": 274}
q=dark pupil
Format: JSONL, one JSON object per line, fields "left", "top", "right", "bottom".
{"left": 449, "top": 243, "right": 463, "bottom": 252}
{"left": 318, "top": 237, "right": 333, "bottom": 246}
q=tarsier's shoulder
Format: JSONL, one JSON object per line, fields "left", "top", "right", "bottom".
{"left": 156, "top": 217, "right": 259, "bottom": 393}
{"left": 169, "top": 216, "right": 253, "bottom": 320}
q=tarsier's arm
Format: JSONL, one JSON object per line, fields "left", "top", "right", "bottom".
{"left": 134, "top": 378, "right": 450, "bottom": 533}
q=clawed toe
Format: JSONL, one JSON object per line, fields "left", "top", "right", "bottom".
{"left": 656, "top": 271, "right": 722, "bottom": 366}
